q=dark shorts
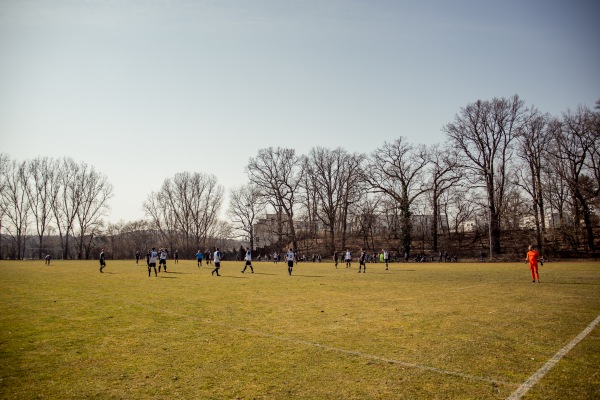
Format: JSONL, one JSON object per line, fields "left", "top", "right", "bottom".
{"left": 149, "top": 262, "right": 156, "bottom": 268}
{"left": 245, "top": 260, "right": 252, "bottom": 266}
{"left": 159, "top": 259, "right": 166, "bottom": 265}
{"left": 288, "top": 260, "right": 294, "bottom": 268}
{"left": 214, "top": 262, "right": 220, "bottom": 268}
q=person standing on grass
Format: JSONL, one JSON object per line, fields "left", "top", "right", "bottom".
{"left": 148, "top": 247, "right": 158, "bottom": 277}
{"left": 286, "top": 248, "right": 295, "bottom": 276}
{"left": 344, "top": 249, "right": 352, "bottom": 268}
{"left": 334, "top": 251, "right": 339, "bottom": 268}
{"left": 135, "top": 250, "right": 140, "bottom": 265}
{"left": 99, "top": 249, "right": 106, "bottom": 273}
{"left": 211, "top": 248, "right": 222, "bottom": 276}
{"left": 383, "top": 248, "right": 390, "bottom": 270}
{"left": 358, "top": 249, "right": 367, "bottom": 273}
{"left": 526, "top": 245, "right": 541, "bottom": 283}
{"left": 241, "top": 247, "right": 254, "bottom": 273}
{"left": 159, "top": 248, "right": 168, "bottom": 273}
{"left": 45, "top": 254, "right": 51, "bottom": 265}
{"left": 174, "top": 249, "right": 179, "bottom": 264}
{"left": 195, "top": 249, "right": 204, "bottom": 267}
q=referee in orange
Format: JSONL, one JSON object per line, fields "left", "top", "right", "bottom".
{"left": 526, "top": 245, "right": 541, "bottom": 283}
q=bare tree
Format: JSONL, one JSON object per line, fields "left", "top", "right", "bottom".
{"left": 515, "top": 108, "right": 552, "bottom": 251}
{"left": 352, "top": 194, "right": 381, "bottom": 251}
{"left": 444, "top": 95, "right": 526, "bottom": 256}
{"left": 0, "top": 153, "right": 11, "bottom": 259}
{"left": 364, "top": 137, "right": 429, "bottom": 257}
{"left": 52, "top": 158, "right": 80, "bottom": 259}
{"left": 72, "top": 163, "right": 113, "bottom": 259}
{"left": 143, "top": 188, "right": 178, "bottom": 251}
{"left": 302, "top": 147, "right": 364, "bottom": 254}
{"left": 144, "top": 172, "right": 223, "bottom": 255}
{"left": 0, "top": 159, "right": 30, "bottom": 259}
{"left": 547, "top": 105, "right": 598, "bottom": 251}
{"left": 25, "top": 157, "right": 60, "bottom": 259}
{"left": 426, "top": 145, "right": 461, "bottom": 252}
{"left": 227, "top": 183, "right": 263, "bottom": 250}
{"left": 246, "top": 147, "right": 302, "bottom": 251}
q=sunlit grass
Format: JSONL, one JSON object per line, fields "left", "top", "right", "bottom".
{"left": 1, "top": 259, "right": 598, "bottom": 399}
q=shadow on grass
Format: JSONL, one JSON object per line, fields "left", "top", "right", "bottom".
{"left": 250, "top": 272, "right": 279, "bottom": 276}
{"left": 540, "top": 281, "right": 600, "bottom": 286}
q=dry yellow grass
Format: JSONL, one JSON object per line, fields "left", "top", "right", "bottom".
{"left": 0, "top": 259, "right": 598, "bottom": 399}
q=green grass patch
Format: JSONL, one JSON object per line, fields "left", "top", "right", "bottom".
{"left": 1, "top": 259, "right": 599, "bottom": 399}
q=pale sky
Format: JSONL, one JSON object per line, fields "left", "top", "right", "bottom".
{"left": 1, "top": 0, "right": 599, "bottom": 223}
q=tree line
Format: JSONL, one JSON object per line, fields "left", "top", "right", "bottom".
{"left": 1, "top": 95, "right": 598, "bottom": 260}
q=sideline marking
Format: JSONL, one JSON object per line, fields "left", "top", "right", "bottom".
{"left": 131, "top": 302, "right": 518, "bottom": 387}
{"left": 506, "top": 314, "right": 600, "bottom": 400}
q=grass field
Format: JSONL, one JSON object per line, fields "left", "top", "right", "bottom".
{"left": 0, "top": 259, "right": 599, "bottom": 399}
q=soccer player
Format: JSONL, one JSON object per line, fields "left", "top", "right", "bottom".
{"left": 159, "top": 248, "right": 168, "bottom": 272}
{"left": 148, "top": 247, "right": 158, "bottom": 277}
{"left": 99, "top": 249, "right": 106, "bottom": 273}
{"left": 135, "top": 250, "right": 140, "bottom": 265}
{"left": 242, "top": 247, "right": 254, "bottom": 273}
{"left": 344, "top": 249, "right": 352, "bottom": 268}
{"left": 383, "top": 248, "right": 389, "bottom": 270}
{"left": 286, "top": 248, "right": 295, "bottom": 276}
{"left": 45, "top": 254, "right": 51, "bottom": 266}
{"left": 334, "top": 252, "right": 339, "bottom": 268}
{"left": 195, "top": 249, "right": 204, "bottom": 267}
{"left": 174, "top": 249, "right": 179, "bottom": 264}
{"left": 211, "top": 248, "right": 221, "bottom": 276}
{"left": 526, "top": 245, "right": 541, "bottom": 283}
{"left": 358, "top": 249, "right": 367, "bottom": 273}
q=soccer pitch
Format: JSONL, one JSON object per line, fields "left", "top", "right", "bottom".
{"left": 1, "top": 259, "right": 598, "bottom": 399}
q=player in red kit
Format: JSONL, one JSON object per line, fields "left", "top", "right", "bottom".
{"left": 526, "top": 245, "right": 541, "bottom": 283}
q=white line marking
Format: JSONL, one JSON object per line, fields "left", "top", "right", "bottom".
{"left": 131, "top": 302, "right": 518, "bottom": 387}
{"left": 506, "top": 314, "right": 600, "bottom": 400}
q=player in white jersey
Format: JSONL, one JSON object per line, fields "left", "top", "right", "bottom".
{"left": 159, "top": 248, "right": 168, "bottom": 272}
{"left": 241, "top": 247, "right": 254, "bottom": 273}
{"left": 344, "top": 250, "right": 352, "bottom": 268}
{"left": 286, "top": 248, "right": 295, "bottom": 276}
{"left": 383, "top": 249, "right": 389, "bottom": 270}
{"left": 211, "top": 248, "right": 221, "bottom": 276}
{"left": 148, "top": 247, "right": 158, "bottom": 277}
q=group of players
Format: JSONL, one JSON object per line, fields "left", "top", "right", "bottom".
{"left": 95, "top": 244, "right": 543, "bottom": 282}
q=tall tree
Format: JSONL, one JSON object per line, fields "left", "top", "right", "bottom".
{"left": 144, "top": 172, "right": 223, "bottom": 255}
{"left": 443, "top": 95, "right": 526, "bottom": 256}
{"left": 547, "top": 106, "right": 598, "bottom": 251}
{"left": 227, "top": 183, "right": 263, "bottom": 250}
{"left": 364, "top": 137, "right": 429, "bottom": 257}
{"left": 426, "top": 145, "right": 461, "bottom": 252}
{"left": 302, "top": 147, "right": 363, "bottom": 254}
{"left": 53, "top": 158, "right": 81, "bottom": 259}
{"left": 246, "top": 147, "right": 302, "bottom": 251}
{"left": 515, "top": 109, "right": 552, "bottom": 251}
{"left": 72, "top": 162, "right": 113, "bottom": 259}
{"left": 0, "top": 153, "right": 11, "bottom": 259}
{"left": 25, "top": 157, "right": 60, "bottom": 259}
{"left": 0, "top": 160, "right": 30, "bottom": 259}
